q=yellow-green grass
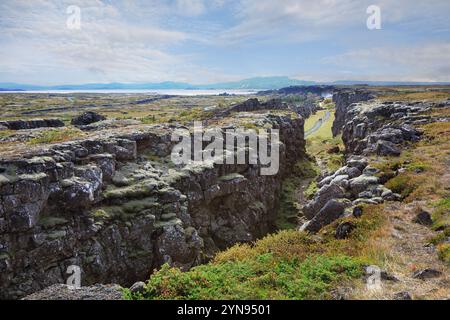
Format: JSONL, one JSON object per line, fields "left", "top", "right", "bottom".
{"left": 125, "top": 204, "right": 386, "bottom": 300}
{"left": 28, "top": 127, "right": 86, "bottom": 144}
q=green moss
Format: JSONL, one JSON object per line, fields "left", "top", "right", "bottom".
{"left": 219, "top": 173, "right": 245, "bottom": 182}
{"left": 293, "top": 157, "right": 320, "bottom": 179}
{"left": 276, "top": 157, "right": 320, "bottom": 230}
{"left": 154, "top": 218, "right": 182, "bottom": 229}
{"left": 432, "top": 196, "right": 450, "bottom": 231}
{"left": 406, "top": 162, "right": 429, "bottom": 172}
{"left": 122, "top": 197, "right": 159, "bottom": 214}
{"left": 437, "top": 244, "right": 450, "bottom": 266}
{"left": 38, "top": 216, "right": 68, "bottom": 229}
{"left": 46, "top": 230, "right": 67, "bottom": 240}
{"left": 104, "top": 180, "right": 159, "bottom": 199}
{"left": 385, "top": 175, "right": 418, "bottom": 198}
{"left": 304, "top": 180, "right": 318, "bottom": 200}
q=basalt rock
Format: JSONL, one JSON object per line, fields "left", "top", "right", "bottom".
{"left": 331, "top": 90, "right": 374, "bottom": 137}
{"left": 71, "top": 111, "right": 106, "bottom": 126}
{"left": 0, "top": 119, "right": 65, "bottom": 130}
{"left": 0, "top": 114, "right": 306, "bottom": 299}
{"left": 338, "top": 101, "right": 446, "bottom": 156}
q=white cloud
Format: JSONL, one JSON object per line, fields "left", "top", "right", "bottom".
{"left": 0, "top": 0, "right": 214, "bottom": 84}
{"left": 219, "top": 0, "right": 450, "bottom": 43}
{"left": 324, "top": 42, "right": 450, "bottom": 82}
{"left": 176, "top": 0, "right": 206, "bottom": 16}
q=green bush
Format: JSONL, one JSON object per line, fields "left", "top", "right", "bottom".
{"left": 126, "top": 254, "right": 363, "bottom": 300}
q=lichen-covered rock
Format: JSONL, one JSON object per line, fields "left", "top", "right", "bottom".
{"left": 0, "top": 113, "right": 307, "bottom": 299}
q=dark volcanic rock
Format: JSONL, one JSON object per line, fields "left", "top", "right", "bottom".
{"left": 71, "top": 111, "right": 106, "bottom": 126}
{"left": 375, "top": 140, "right": 401, "bottom": 156}
{"left": 412, "top": 268, "right": 442, "bottom": 280}
{"left": 335, "top": 221, "right": 355, "bottom": 239}
{"left": 352, "top": 206, "right": 363, "bottom": 218}
{"left": 331, "top": 90, "right": 374, "bottom": 137}
{"left": 303, "top": 183, "right": 345, "bottom": 219}
{"left": 0, "top": 119, "right": 65, "bottom": 130}
{"left": 304, "top": 198, "right": 351, "bottom": 233}
{"left": 393, "top": 291, "right": 412, "bottom": 300}
{"left": 0, "top": 114, "right": 307, "bottom": 299}
{"left": 412, "top": 210, "right": 433, "bottom": 226}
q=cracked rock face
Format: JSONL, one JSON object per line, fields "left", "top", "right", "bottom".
{"left": 340, "top": 100, "right": 449, "bottom": 156}
{"left": 0, "top": 114, "right": 306, "bottom": 299}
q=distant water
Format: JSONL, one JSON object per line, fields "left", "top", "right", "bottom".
{"left": 0, "top": 89, "right": 259, "bottom": 96}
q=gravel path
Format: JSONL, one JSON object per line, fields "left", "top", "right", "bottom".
{"left": 23, "top": 284, "right": 124, "bottom": 300}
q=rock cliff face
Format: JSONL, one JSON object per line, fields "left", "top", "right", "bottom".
{"left": 218, "top": 97, "right": 318, "bottom": 120}
{"left": 0, "top": 114, "right": 305, "bottom": 299}
{"left": 331, "top": 90, "right": 374, "bottom": 137}
{"left": 341, "top": 100, "right": 449, "bottom": 156}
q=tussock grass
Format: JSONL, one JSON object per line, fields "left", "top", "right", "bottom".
{"left": 126, "top": 204, "right": 386, "bottom": 300}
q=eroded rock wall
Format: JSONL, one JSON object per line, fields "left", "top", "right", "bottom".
{"left": 0, "top": 114, "right": 305, "bottom": 299}
{"left": 331, "top": 90, "right": 374, "bottom": 137}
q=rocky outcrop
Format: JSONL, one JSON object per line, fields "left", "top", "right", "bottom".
{"left": 0, "top": 114, "right": 306, "bottom": 299}
{"left": 258, "top": 85, "right": 336, "bottom": 97}
{"left": 217, "top": 96, "right": 319, "bottom": 120}
{"left": 71, "top": 111, "right": 106, "bottom": 126}
{"left": 331, "top": 90, "right": 374, "bottom": 137}
{"left": 301, "top": 155, "right": 401, "bottom": 233}
{"left": 0, "top": 119, "right": 65, "bottom": 130}
{"left": 340, "top": 101, "right": 449, "bottom": 156}
{"left": 216, "top": 98, "right": 286, "bottom": 117}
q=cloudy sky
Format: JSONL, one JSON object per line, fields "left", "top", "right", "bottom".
{"left": 1, "top": 0, "right": 449, "bottom": 84}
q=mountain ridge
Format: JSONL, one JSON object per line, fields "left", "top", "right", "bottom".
{"left": 1, "top": 76, "right": 450, "bottom": 91}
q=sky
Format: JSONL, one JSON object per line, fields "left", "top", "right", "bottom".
{"left": 0, "top": 0, "right": 450, "bottom": 85}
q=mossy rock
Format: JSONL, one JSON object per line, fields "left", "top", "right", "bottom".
{"left": 38, "top": 216, "right": 69, "bottom": 229}
{"left": 219, "top": 173, "right": 245, "bottom": 182}
{"left": 154, "top": 218, "right": 182, "bottom": 229}
{"left": 160, "top": 212, "right": 177, "bottom": 221}
{"left": 46, "top": 230, "right": 67, "bottom": 240}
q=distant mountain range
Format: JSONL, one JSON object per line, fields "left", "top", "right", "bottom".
{"left": 0, "top": 76, "right": 449, "bottom": 91}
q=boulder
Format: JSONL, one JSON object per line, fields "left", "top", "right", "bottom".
{"left": 347, "top": 158, "right": 368, "bottom": 171}
{"left": 375, "top": 140, "right": 401, "bottom": 156}
{"left": 304, "top": 199, "right": 351, "bottom": 232}
{"left": 71, "top": 112, "right": 106, "bottom": 126}
{"left": 412, "top": 210, "right": 433, "bottom": 226}
{"left": 412, "top": 268, "right": 442, "bottom": 280}
{"left": 353, "top": 206, "right": 363, "bottom": 218}
{"left": 303, "top": 184, "right": 345, "bottom": 219}
{"left": 393, "top": 291, "right": 412, "bottom": 300}
{"left": 335, "top": 221, "right": 355, "bottom": 239}
{"left": 129, "top": 281, "right": 146, "bottom": 294}
{"left": 348, "top": 175, "right": 379, "bottom": 194}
